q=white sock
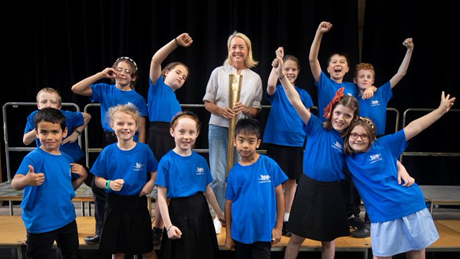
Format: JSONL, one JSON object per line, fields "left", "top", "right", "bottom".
{"left": 284, "top": 213, "right": 290, "bottom": 222}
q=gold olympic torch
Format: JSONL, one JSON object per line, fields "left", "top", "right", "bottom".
{"left": 226, "top": 74, "right": 243, "bottom": 177}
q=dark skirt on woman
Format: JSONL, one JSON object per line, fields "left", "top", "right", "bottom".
{"left": 99, "top": 192, "right": 153, "bottom": 255}
{"left": 148, "top": 121, "right": 175, "bottom": 161}
{"left": 288, "top": 175, "right": 350, "bottom": 241}
{"left": 160, "top": 193, "right": 219, "bottom": 259}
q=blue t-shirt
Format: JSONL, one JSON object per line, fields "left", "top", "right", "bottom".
{"left": 91, "top": 142, "right": 158, "bottom": 196}
{"left": 24, "top": 110, "right": 85, "bottom": 162}
{"left": 263, "top": 85, "right": 314, "bottom": 147}
{"left": 303, "top": 115, "right": 346, "bottom": 181}
{"left": 316, "top": 71, "right": 358, "bottom": 121}
{"left": 358, "top": 82, "right": 393, "bottom": 136}
{"left": 346, "top": 130, "right": 427, "bottom": 223}
{"left": 148, "top": 76, "right": 182, "bottom": 122}
{"left": 226, "top": 155, "right": 288, "bottom": 244}
{"left": 16, "top": 148, "right": 76, "bottom": 233}
{"left": 90, "top": 83, "right": 148, "bottom": 132}
{"left": 156, "top": 150, "right": 213, "bottom": 198}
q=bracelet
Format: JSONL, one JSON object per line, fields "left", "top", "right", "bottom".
{"left": 174, "top": 37, "right": 179, "bottom": 47}
{"left": 279, "top": 74, "right": 286, "bottom": 80}
{"left": 166, "top": 225, "right": 174, "bottom": 232}
{"left": 74, "top": 129, "right": 82, "bottom": 135}
{"left": 106, "top": 180, "right": 111, "bottom": 190}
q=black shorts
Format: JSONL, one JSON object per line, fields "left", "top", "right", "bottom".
{"left": 265, "top": 143, "right": 303, "bottom": 180}
{"left": 288, "top": 175, "right": 349, "bottom": 241}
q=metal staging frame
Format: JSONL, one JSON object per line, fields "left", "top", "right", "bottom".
{"left": 400, "top": 108, "right": 460, "bottom": 213}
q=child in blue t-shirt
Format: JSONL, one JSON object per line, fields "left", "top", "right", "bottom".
{"left": 226, "top": 118, "right": 287, "bottom": 258}
{"left": 148, "top": 32, "right": 193, "bottom": 245}
{"left": 156, "top": 111, "right": 224, "bottom": 259}
{"left": 343, "top": 92, "right": 455, "bottom": 258}
{"left": 354, "top": 38, "right": 414, "bottom": 136}
{"left": 263, "top": 47, "right": 313, "bottom": 237}
{"left": 71, "top": 56, "right": 148, "bottom": 245}
{"left": 273, "top": 57, "right": 359, "bottom": 259}
{"left": 12, "top": 108, "right": 87, "bottom": 259}
{"left": 90, "top": 103, "right": 158, "bottom": 259}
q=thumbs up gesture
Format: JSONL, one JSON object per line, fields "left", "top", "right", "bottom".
{"left": 26, "top": 165, "right": 45, "bottom": 186}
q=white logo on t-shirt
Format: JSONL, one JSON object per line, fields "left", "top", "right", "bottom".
{"left": 369, "top": 154, "right": 382, "bottom": 164}
{"left": 370, "top": 100, "right": 380, "bottom": 107}
{"left": 133, "top": 162, "right": 143, "bottom": 171}
{"left": 196, "top": 167, "right": 204, "bottom": 175}
{"left": 259, "top": 174, "right": 271, "bottom": 183}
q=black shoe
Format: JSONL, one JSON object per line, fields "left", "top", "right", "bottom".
{"left": 351, "top": 224, "right": 370, "bottom": 238}
{"left": 152, "top": 227, "right": 163, "bottom": 246}
{"left": 282, "top": 221, "right": 292, "bottom": 237}
{"left": 84, "top": 235, "right": 100, "bottom": 245}
{"left": 348, "top": 216, "right": 364, "bottom": 230}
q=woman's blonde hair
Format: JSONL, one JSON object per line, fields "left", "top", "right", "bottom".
{"left": 224, "top": 31, "right": 258, "bottom": 69}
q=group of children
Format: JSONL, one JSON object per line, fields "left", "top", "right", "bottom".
{"left": 11, "top": 21, "right": 455, "bottom": 259}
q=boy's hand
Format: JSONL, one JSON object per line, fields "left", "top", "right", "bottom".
{"left": 439, "top": 91, "right": 455, "bottom": 113}
{"left": 176, "top": 33, "right": 193, "bottom": 48}
{"left": 276, "top": 47, "right": 284, "bottom": 59}
{"left": 361, "top": 86, "right": 376, "bottom": 100}
{"left": 225, "top": 237, "right": 235, "bottom": 251}
{"left": 70, "top": 163, "right": 87, "bottom": 178}
{"left": 25, "top": 165, "right": 45, "bottom": 186}
{"left": 272, "top": 57, "right": 284, "bottom": 78}
{"left": 271, "top": 227, "right": 282, "bottom": 244}
{"left": 110, "top": 179, "right": 125, "bottom": 192}
{"left": 62, "top": 132, "right": 79, "bottom": 145}
{"left": 318, "top": 21, "right": 332, "bottom": 33}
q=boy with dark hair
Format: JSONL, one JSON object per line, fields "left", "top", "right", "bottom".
{"left": 12, "top": 108, "right": 87, "bottom": 259}
{"left": 225, "top": 118, "right": 287, "bottom": 258}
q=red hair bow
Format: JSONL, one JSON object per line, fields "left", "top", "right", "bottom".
{"left": 323, "top": 87, "right": 345, "bottom": 119}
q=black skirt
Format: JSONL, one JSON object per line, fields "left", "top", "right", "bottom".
{"left": 99, "top": 193, "right": 153, "bottom": 255}
{"left": 148, "top": 121, "right": 175, "bottom": 161}
{"left": 160, "top": 193, "right": 219, "bottom": 259}
{"left": 288, "top": 175, "right": 350, "bottom": 241}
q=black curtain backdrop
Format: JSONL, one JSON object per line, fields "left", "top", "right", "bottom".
{"left": 3, "top": 0, "right": 457, "bottom": 187}
{"left": 362, "top": 0, "right": 459, "bottom": 185}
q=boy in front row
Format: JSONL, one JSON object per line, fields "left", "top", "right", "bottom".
{"left": 225, "top": 118, "right": 287, "bottom": 259}
{"left": 12, "top": 108, "right": 87, "bottom": 259}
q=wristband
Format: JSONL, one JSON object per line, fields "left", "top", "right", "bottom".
{"left": 279, "top": 74, "right": 286, "bottom": 80}
{"left": 174, "top": 37, "right": 179, "bottom": 47}
{"left": 167, "top": 225, "right": 174, "bottom": 232}
{"left": 74, "top": 129, "right": 82, "bottom": 135}
{"left": 106, "top": 180, "right": 111, "bottom": 190}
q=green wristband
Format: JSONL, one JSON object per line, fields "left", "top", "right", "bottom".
{"left": 106, "top": 180, "right": 111, "bottom": 190}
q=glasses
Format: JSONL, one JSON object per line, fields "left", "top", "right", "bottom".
{"left": 350, "top": 133, "right": 370, "bottom": 140}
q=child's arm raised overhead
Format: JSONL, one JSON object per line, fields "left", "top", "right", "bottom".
{"left": 158, "top": 186, "right": 182, "bottom": 239}
{"left": 273, "top": 57, "right": 312, "bottom": 125}
{"left": 150, "top": 33, "right": 193, "bottom": 85}
{"left": 11, "top": 165, "right": 45, "bottom": 190}
{"left": 71, "top": 68, "right": 117, "bottom": 96}
{"left": 309, "top": 21, "right": 333, "bottom": 83}
{"left": 389, "top": 38, "right": 414, "bottom": 88}
{"left": 404, "top": 91, "right": 455, "bottom": 141}
{"left": 267, "top": 47, "right": 284, "bottom": 96}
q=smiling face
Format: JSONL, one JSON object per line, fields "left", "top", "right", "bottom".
{"left": 111, "top": 111, "right": 138, "bottom": 143}
{"left": 354, "top": 69, "right": 375, "bottom": 92}
{"left": 36, "top": 121, "right": 67, "bottom": 154}
{"left": 114, "top": 61, "right": 136, "bottom": 89}
{"left": 228, "top": 36, "right": 248, "bottom": 67}
{"left": 348, "top": 125, "right": 371, "bottom": 153}
{"left": 165, "top": 64, "right": 188, "bottom": 91}
{"left": 283, "top": 59, "right": 300, "bottom": 85}
{"left": 330, "top": 104, "right": 355, "bottom": 132}
{"left": 327, "top": 54, "right": 350, "bottom": 83}
{"left": 170, "top": 117, "right": 199, "bottom": 155}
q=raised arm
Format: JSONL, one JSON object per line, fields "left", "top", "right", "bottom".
{"left": 62, "top": 112, "right": 92, "bottom": 145}
{"left": 309, "top": 22, "right": 333, "bottom": 83}
{"left": 23, "top": 130, "right": 36, "bottom": 145}
{"left": 389, "top": 38, "right": 414, "bottom": 88}
{"left": 267, "top": 47, "right": 285, "bottom": 96}
{"left": 150, "top": 33, "right": 193, "bottom": 84}
{"left": 71, "top": 68, "right": 116, "bottom": 96}
{"left": 273, "top": 57, "right": 312, "bottom": 124}
{"left": 404, "top": 91, "right": 455, "bottom": 141}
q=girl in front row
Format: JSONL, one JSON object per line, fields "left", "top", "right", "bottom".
{"left": 272, "top": 56, "right": 359, "bottom": 259}
{"left": 156, "top": 111, "right": 225, "bottom": 259}
{"left": 91, "top": 103, "right": 158, "bottom": 259}
{"left": 343, "top": 92, "right": 455, "bottom": 259}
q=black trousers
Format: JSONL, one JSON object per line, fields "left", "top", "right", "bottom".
{"left": 234, "top": 241, "right": 271, "bottom": 259}
{"left": 26, "top": 220, "right": 79, "bottom": 259}
{"left": 341, "top": 169, "right": 362, "bottom": 218}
